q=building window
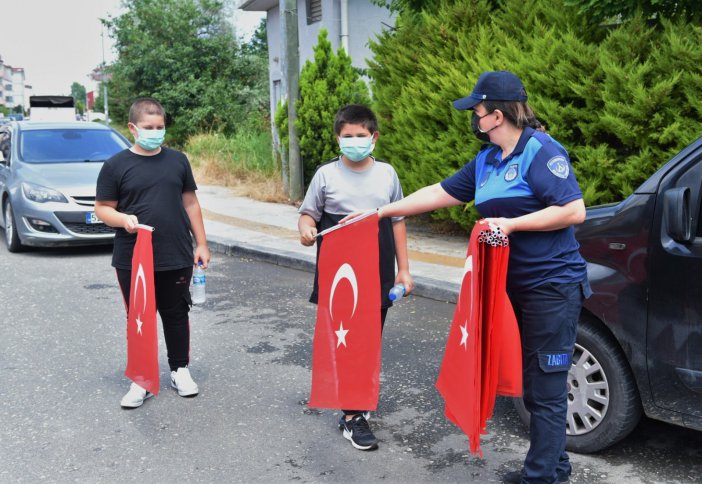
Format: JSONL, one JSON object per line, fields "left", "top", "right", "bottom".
{"left": 306, "top": 0, "right": 321, "bottom": 24}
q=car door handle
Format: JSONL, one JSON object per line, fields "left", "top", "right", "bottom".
{"left": 608, "top": 242, "right": 626, "bottom": 250}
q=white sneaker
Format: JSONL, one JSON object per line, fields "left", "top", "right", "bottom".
{"left": 120, "top": 382, "right": 153, "bottom": 408}
{"left": 170, "top": 367, "right": 199, "bottom": 397}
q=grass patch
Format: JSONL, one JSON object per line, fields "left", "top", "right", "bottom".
{"left": 185, "top": 128, "right": 288, "bottom": 203}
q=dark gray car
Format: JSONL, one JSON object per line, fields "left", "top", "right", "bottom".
{"left": 0, "top": 121, "right": 130, "bottom": 252}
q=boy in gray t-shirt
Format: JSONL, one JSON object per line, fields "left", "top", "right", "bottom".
{"left": 298, "top": 104, "right": 414, "bottom": 451}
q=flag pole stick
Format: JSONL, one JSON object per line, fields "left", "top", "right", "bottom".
{"left": 318, "top": 210, "right": 376, "bottom": 237}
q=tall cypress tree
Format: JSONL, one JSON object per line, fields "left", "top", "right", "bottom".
{"left": 277, "top": 28, "right": 371, "bottom": 184}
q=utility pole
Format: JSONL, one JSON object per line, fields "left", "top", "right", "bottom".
{"left": 101, "top": 28, "right": 109, "bottom": 126}
{"left": 283, "top": 0, "right": 303, "bottom": 201}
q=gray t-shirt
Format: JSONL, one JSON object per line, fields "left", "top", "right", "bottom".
{"left": 298, "top": 157, "right": 404, "bottom": 222}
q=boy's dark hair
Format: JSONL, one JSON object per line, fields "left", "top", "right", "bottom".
{"left": 333, "top": 104, "right": 378, "bottom": 135}
{"left": 128, "top": 97, "right": 166, "bottom": 125}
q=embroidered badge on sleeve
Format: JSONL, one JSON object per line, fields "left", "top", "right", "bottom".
{"left": 547, "top": 156, "right": 570, "bottom": 179}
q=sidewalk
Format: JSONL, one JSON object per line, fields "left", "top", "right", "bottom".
{"left": 198, "top": 185, "right": 467, "bottom": 303}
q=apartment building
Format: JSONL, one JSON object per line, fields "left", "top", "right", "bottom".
{"left": 0, "top": 55, "right": 27, "bottom": 110}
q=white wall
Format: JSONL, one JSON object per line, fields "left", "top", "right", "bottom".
{"left": 296, "top": 0, "right": 394, "bottom": 70}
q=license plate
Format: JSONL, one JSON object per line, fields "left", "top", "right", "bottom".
{"left": 85, "top": 212, "right": 102, "bottom": 224}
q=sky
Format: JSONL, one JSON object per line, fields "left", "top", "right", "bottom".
{"left": 0, "top": 0, "right": 265, "bottom": 97}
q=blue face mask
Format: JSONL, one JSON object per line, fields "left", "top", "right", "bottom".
{"left": 339, "top": 135, "right": 375, "bottom": 162}
{"left": 135, "top": 127, "right": 166, "bottom": 151}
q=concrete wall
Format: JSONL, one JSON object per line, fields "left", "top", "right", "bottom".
{"left": 295, "top": 0, "right": 393, "bottom": 69}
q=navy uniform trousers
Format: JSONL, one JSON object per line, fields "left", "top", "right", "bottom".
{"left": 509, "top": 281, "right": 587, "bottom": 484}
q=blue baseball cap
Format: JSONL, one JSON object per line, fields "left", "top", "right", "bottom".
{"left": 453, "top": 71, "right": 528, "bottom": 110}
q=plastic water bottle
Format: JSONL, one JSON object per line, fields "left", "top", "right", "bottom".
{"left": 191, "top": 262, "right": 206, "bottom": 304}
{"left": 388, "top": 283, "right": 405, "bottom": 302}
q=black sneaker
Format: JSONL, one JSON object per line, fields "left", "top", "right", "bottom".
{"left": 502, "top": 469, "right": 570, "bottom": 484}
{"left": 337, "top": 412, "right": 371, "bottom": 430}
{"left": 339, "top": 414, "right": 379, "bottom": 451}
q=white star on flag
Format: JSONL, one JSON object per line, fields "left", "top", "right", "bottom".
{"left": 459, "top": 323, "right": 469, "bottom": 349}
{"left": 136, "top": 315, "right": 143, "bottom": 335}
{"left": 335, "top": 321, "right": 349, "bottom": 348}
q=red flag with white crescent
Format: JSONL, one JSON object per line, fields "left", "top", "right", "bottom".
{"left": 309, "top": 211, "right": 381, "bottom": 410}
{"left": 125, "top": 225, "right": 159, "bottom": 395}
{"left": 436, "top": 222, "right": 522, "bottom": 456}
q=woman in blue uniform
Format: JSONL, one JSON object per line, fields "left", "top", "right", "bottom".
{"left": 343, "top": 71, "right": 590, "bottom": 483}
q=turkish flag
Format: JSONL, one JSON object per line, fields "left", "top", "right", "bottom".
{"left": 125, "top": 225, "right": 159, "bottom": 395}
{"left": 436, "top": 222, "right": 522, "bottom": 456}
{"left": 309, "top": 211, "right": 381, "bottom": 410}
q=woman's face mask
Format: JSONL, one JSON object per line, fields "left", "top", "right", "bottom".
{"left": 339, "top": 135, "right": 375, "bottom": 162}
{"left": 471, "top": 111, "right": 497, "bottom": 143}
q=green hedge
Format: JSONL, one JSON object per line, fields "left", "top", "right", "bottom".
{"left": 369, "top": 0, "right": 702, "bottom": 227}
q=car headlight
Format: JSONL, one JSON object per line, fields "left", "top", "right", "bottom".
{"left": 22, "top": 182, "right": 68, "bottom": 203}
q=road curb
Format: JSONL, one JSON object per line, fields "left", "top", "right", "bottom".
{"left": 207, "top": 236, "right": 460, "bottom": 304}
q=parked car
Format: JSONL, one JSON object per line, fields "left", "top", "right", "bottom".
{"left": 0, "top": 121, "right": 131, "bottom": 251}
{"left": 513, "top": 137, "right": 702, "bottom": 453}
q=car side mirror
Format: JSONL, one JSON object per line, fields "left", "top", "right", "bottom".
{"left": 663, "top": 187, "right": 692, "bottom": 243}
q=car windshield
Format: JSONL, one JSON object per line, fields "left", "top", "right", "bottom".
{"left": 19, "top": 129, "right": 128, "bottom": 163}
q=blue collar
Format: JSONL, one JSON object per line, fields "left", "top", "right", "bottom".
{"left": 486, "top": 126, "right": 535, "bottom": 166}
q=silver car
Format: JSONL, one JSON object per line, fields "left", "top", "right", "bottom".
{"left": 0, "top": 121, "right": 131, "bottom": 252}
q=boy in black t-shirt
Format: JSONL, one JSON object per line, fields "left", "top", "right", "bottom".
{"left": 95, "top": 97, "right": 210, "bottom": 408}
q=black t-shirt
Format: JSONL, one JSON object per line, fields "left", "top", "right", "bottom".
{"left": 96, "top": 147, "right": 198, "bottom": 271}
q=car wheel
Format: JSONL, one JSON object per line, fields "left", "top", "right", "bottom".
{"left": 3, "top": 199, "right": 23, "bottom": 252}
{"left": 512, "top": 318, "right": 643, "bottom": 453}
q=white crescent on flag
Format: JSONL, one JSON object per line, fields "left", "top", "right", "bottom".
{"left": 329, "top": 263, "right": 358, "bottom": 320}
{"left": 457, "top": 255, "right": 473, "bottom": 314}
{"left": 134, "top": 263, "right": 147, "bottom": 314}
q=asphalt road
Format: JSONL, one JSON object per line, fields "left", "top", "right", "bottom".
{"left": 1, "top": 243, "right": 701, "bottom": 483}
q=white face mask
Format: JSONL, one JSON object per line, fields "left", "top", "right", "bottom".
{"left": 339, "top": 135, "right": 375, "bottom": 162}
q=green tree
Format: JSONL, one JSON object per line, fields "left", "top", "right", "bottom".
{"left": 370, "top": 0, "right": 456, "bottom": 12}
{"left": 243, "top": 18, "right": 267, "bottom": 57}
{"left": 369, "top": 0, "right": 702, "bottom": 228}
{"left": 276, "top": 28, "right": 371, "bottom": 183}
{"left": 104, "top": 0, "right": 269, "bottom": 143}
{"left": 70, "top": 82, "right": 87, "bottom": 108}
{"left": 564, "top": 0, "right": 702, "bottom": 25}
{"left": 94, "top": 83, "right": 105, "bottom": 113}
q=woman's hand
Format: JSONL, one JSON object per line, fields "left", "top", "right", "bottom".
{"left": 481, "top": 217, "right": 515, "bottom": 235}
{"left": 339, "top": 211, "right": 369, "bottom": 224}
{"left": 395, "top": 269, "right": 414, "bottom": 296}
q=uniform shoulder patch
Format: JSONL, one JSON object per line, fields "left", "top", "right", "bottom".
{"left": 546, "top": 156, "right": 569, "bottom": 179}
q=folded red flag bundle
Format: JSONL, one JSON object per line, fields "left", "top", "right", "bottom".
{"left": 309, "top": 212, "right": 381, "bottom": 411}
{"left": 435, "top": 222, "right": 522, "bottom": 456}
{"left": 125, "top": 225, "right": 160, "bottom": 395}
